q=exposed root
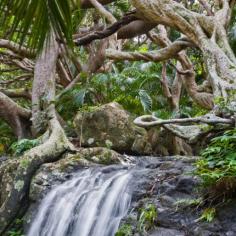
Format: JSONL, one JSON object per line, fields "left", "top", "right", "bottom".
{"left": 0, "top": 106, "right": 74, "bottom": 234}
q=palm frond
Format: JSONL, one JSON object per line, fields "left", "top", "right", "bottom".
{"left": 138, "top": 89, "right": 152, "bottom": 113}
{"left": 0, "top": 0, "right": 79, "bottom": 52}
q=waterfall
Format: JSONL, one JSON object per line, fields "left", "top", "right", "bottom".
{"left": 27, "top": 167, "right": 132, "bottom": 236}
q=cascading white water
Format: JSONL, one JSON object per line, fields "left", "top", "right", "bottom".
{"left": 27, "top": 167, "right": 132, "bottom": 236}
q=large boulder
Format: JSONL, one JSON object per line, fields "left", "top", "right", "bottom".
{"left": 73, "top": 102, "right": 152, "bottom": 154}
{"left": 73, "top": 102, "right": 193, "bottom": 156}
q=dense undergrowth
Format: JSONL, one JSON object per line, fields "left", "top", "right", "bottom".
{"left": 196, "top": 128, "right": 236, "bottom": 201}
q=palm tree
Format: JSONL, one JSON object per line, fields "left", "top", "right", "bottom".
{"left": 0, "top": 1, "right": 79, "bottom": 233}
{"left": 0, "top": 0, "right": 76, "bottom": 51}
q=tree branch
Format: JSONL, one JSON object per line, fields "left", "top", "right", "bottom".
{"left": 0, "top": 92, "right": 31, "bottom": 139}
{"left": 134, "top": 114, "right": 234, "bottom": 128}
{"left": 0, "top": 39, "right": 35, "bottom": 58}
{"left": 0, "top": 88, "right": 31, "bottom": 100}
{"left": 89, "top": 0, "right": 116, "bottom": 23}
{"left": 106, "top": 40, "right": 191, "bottom": 62}
{"left": 75, "top": 13, "right": 138, "bottom": 46}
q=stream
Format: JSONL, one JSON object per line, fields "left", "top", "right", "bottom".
{"left": 25, "top": 156, "right": 236, "bottom": 236}
{"left": 27, "top": 167, "right": 132, "bottom": 236}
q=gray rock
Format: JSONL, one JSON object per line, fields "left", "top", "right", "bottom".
{"left": 176, "top": 175, "right": 199, "bottom": 194}
{"left": 0, "top": 156, "right": 7, "bottom": 165}
{"left": 150, "top": 227, "right": 184, "bottom": 236}
{"left": 24, "top": 155, "right": 236, "bottom": 236}
{"left": 73, "top": 102, "right": 150, "bottom": 154}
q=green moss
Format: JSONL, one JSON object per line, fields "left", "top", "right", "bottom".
{"left": 19, "top": 158, "right": 30, "bottom": 169}
{"left": 100, "top": 151, "right": 113, "bottom": 164}
{"left": 174, "top": 198, "right": 202, "bottom": 209}
{"left": 80, "top": 105, "right": 100, "bottom": 113}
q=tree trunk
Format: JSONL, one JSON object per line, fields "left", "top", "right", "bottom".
{"left": 0, "top": 33, "right": 73, "bottom": 235}
{"left": 31, "top": 34, "right": 59, "bottom": 136}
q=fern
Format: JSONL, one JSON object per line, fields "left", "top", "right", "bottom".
{"left": 138, "top": 89, "right": 152, "bottom": 113}
{"left": 74, "top": 89, "right": 87, "bottom": 106}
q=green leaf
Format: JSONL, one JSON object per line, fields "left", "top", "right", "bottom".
{"left": 0, "top": 0, "right": 79, "bottom": 52}
{"left": 74, "top": 89, "right": 87, "bottom": 106}
{"left": 138, "top": 89, "right": 152, "bottom": 112}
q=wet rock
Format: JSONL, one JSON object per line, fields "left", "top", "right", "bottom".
{"left": 176, "top": 175, "right": 200, "bottom": 194}
{"left": 24, "top": 154, "right": 236, "bottom": 236}
{"left": 29, "top": 147, "right": 124, "bottom": 201}
{"left": 119, "top": 155, "right": 236, "bottom": 236}
{"left": 0, "top": 156, "right": 7, "bottom": 166}
{"left": 150, "top": 227, "right": 184, "bottom": 236}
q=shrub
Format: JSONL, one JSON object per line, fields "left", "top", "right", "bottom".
{"left": 196, "top": 128, "right": 236, "bottom": 199}
{"left": 10, "top": 139, "right": 39, "bottom": 156}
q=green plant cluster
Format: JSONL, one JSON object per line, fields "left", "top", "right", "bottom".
{"left": 0, "top": 121, "right": 16, "bottom": 154}
{"left": 196, "top": 128, "right": 236, "bottom": 186}
{"left": 7, "top": 230, "right": 24, "bottom": 236}
{"left": 115, "top": 224, "right": 132, "bottom": 236}
{"left": 10, "top": 139, "right": 39, "bottom": 156}
{"left": 137, "top": 204, "right": 157, "bottom": 234}
{"left": 7, "top": 218, "right": 24, "bottom": 236}
{"left": 199, "top": 207, "right": 216, "bottom": 223}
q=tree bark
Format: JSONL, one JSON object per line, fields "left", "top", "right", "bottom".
{"left": 131, "top": 0, "right": 236, "bottom": 99}
{"left": 31, "top": 34, "right": 59, "bottom": 136}
{"left": 0, "top": 92, "right": 31, "bottom": 139}
{"left": 0, "top": 33, "right": 73, "bottom": 235}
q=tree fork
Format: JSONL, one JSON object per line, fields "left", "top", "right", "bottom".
{"left": 0, "top": 92, "right": 31, "bottom": 139}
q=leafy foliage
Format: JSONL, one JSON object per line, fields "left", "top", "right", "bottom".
{"left": 0, "top": 0, "right": 78, "bottom": 51}
{"left": 10, "top": 139, "right": 39, "bottom": 156}
{"left": 199, "top": 208, "right": 216, "bottom": 222}
{"left": 7, "top": 230, "right": 23, "bottom": 236}
{"left": 58, "top": 60, "right": 164, "bottom": 119}
{"left": 7, "top": 218, "right": 24, "bottom": 236}
{"left": 174, "top": 198, "right": 202, "bottom": 209}
{"left": 115, "top": 224, "right": 132, "bottom": 236}
{"left": 0, "top": 121, "right": 16, "bottom": 154}
{"left": 196, "top": 128, "right": 236, "bottom": 186}
{"left": 138, "top": 89, "right": 152, "bottom": 112}
{"left": 138, "top": 204, "right": 157, "bottom": 233}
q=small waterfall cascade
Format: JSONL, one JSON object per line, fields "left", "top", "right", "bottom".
{"left": 27, "top": 167, "right": 132, "bottom": 236}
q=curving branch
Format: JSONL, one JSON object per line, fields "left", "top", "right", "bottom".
{"left": 0, "top": 92, "right": 31, "bottom": 139}
{"left": 0, "top": 39, "right": 35, "bottom": 58}
{"left": 75, "top": 13, "right": 138, "bottom": 45}
{"left": 198, "top": 0, "right": 214, "bottom": 16}
{"left": 148, "top": 26, "right": 214, "bottom": 110}
{"left": 89, "top": 0, "right": 116, "bottom": 23}
{"left": 0, "top": 74, "right": 32, "bottom": 85}
{"left": 57, "top": 59, "right": 72, "bottom": 87}
{"left": 117, "top": 20, "right": 156, "bottom": 39}
{"left": 80, "top": 0, "right": 115, "bottom": 9}
{"left": 106, "top": 40, "right": 191, "bottom": 62}
{"left": 134, "top": 114, "right": 234, "bottom": 128}
{"left": 131, "top": 0, "right": 236, "bottom": 98}
{"left": 0, "top": 88, "right": 31, "bottom": 100}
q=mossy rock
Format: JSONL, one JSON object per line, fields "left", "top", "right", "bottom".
{"left": 73, "top": 102, "right": 149, "bottom": 153}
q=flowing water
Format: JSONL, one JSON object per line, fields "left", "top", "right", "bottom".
{"left": 27, "top": 167, "right": 132, "bottom": 236}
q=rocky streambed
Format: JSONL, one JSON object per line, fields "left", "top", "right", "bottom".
{"left": 20, "top": 152, "right": 236, "bottom": 236}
